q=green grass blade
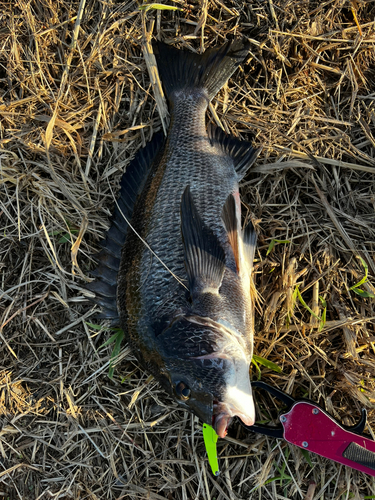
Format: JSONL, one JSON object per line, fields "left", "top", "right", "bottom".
{"left": 351, "top": 288, "right": 375, "bottom": 298}
{"left": 301, "top": 448, "right": 313, "bottom": 467}
{"left": 58, "top": 233, "right": 71, "bottom": 244}
{"left": 319, "top": 296, "right": 327, "bottom": 331}
{"left": 350, "top": 256, "right": 370, "bottom": 290}
{"left": 251, "top": 357, "right": 262, "bottom": 379}
{"left": 291, "top": 286, "right": 298, "bottom": 311}
{"left": 266, "top": 239, "right": 276, "bottom": 256}
{"left": 350, "top": 275, "right": 367, "bottom": 289}
{"left": 86, "top": 323, "right": 123, "bottom": 334}
{"left": 86, "top": 324, "right": 125, "bottom": 377}
{"left": 266, "top": 239, "right": 290, "bottom": 256}
{"left": 252, "top": 355, "right": 282, "bottom": 373}
{"left": 264, "top": 475, "right": 292, "bottom": 485}
{"left": 296, "top": 287, "right": 320, "bottom": 320}
{"left": 99, "top": 330, "right": 123, "bottom": 349}
{"left": 319, "top": 307, "right": 326, "bottom": 331}
{"left": 86, "top": 322, "right": 105, "bottom": 330}
{"left": 108, "top": 329, "right": 125, "bottom": 379}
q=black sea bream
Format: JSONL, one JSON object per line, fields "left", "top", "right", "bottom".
{"left": 87, "top": 40, "right": 261, "bottom": 438}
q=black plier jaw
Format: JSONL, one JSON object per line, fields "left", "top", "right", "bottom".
{"left": 239, "top": 381, "right": 294, "bottom": 438}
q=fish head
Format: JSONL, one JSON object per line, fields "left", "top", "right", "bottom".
{"left": 158, "top": 316, "right": 255, "bottom": 437}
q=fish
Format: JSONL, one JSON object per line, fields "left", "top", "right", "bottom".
{"left": 86, "top": 40, "right": 261, "bottom": 438}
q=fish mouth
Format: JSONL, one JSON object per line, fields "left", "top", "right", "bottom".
{"left": 213, "top": 402, "right": 255, "bottom": 438}
{"left": 213, "top": 410, "right": 232, "bottom": 438}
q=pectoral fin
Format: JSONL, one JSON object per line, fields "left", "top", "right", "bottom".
{"left": 181, "top": 186, "right": 225, "bottom": 298}
{"left": 243, "top": 219, "right": 257, "bottom": 274}
{"left": 222, "top": 193, "right": 257, "bottom": 278}
{"left": 221, "top": 193, "right": 240, "bottom": 272}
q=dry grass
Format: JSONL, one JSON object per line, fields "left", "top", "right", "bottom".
{"left": 1, "top": 0, "right": 375, "bottom": 498}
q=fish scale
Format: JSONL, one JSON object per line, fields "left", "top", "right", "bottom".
{"left": 87, "top": 40, "right": 261, "bottom": 437}
{"left": 142, "top": 143, "right": 235, "bottom": 305}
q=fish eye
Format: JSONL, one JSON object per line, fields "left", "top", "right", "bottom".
{"left": 175, "top": 381, "right": 191, "bottom": 400}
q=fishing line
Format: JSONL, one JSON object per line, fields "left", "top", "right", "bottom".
{"left": 107, "top": 177, "right": 188, "bottom": 291}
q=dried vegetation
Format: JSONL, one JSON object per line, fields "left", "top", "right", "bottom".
{"left": 1, "top": 0, "right": 375, "bottom": 498}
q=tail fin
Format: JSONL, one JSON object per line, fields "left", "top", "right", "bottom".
{"left": 155, "top": 40, "right": 249, "bottom": 101}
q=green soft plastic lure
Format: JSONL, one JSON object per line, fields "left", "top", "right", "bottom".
{"left": 203, "top": 424, "right": 220, "bottom": 476}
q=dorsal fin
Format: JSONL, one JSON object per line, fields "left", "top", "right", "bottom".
{"left": 180, "top": 186, "right": 225, "bottom": 299}
{"left": 207, "top": 123, "right": 261, "bottom": 181}
{"left": 221, "top": 193, "right": 240, "bottom": 272}
{"left": 86, "top": 132, "right": 165, "bottom": 323}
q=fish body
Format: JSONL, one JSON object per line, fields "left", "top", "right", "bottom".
{"left": 87, "top": 41, "right": 261, "bottom": 437}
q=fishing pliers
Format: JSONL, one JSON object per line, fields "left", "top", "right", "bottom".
{"left": 240, "top": 381, "right": 375, "bottom": 477}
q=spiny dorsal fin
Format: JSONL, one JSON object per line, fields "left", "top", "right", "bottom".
{"left": 86, "top": 132, "right": 165, "bottom": 323}
{"left": 113, "top": 132, "right": 165, "bottom": 239}
{"left": 208, "top": 123, "right": 261, "bottom": 181}
{"left": 181, "top": 186, "right": 225, "bottom": 299}
{"left": 155, "top": 40, "right": 250, "bottom": 102}
{"left": 221, "top": 193, "right": 240, "bottom": 272}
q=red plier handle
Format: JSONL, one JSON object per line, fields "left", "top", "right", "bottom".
{"left": 241, "top": 381, "right": 375, "bottom": 477}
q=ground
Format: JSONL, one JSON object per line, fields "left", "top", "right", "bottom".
{"left": 1, "top": 0, "right": 375, "bottom": 499}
